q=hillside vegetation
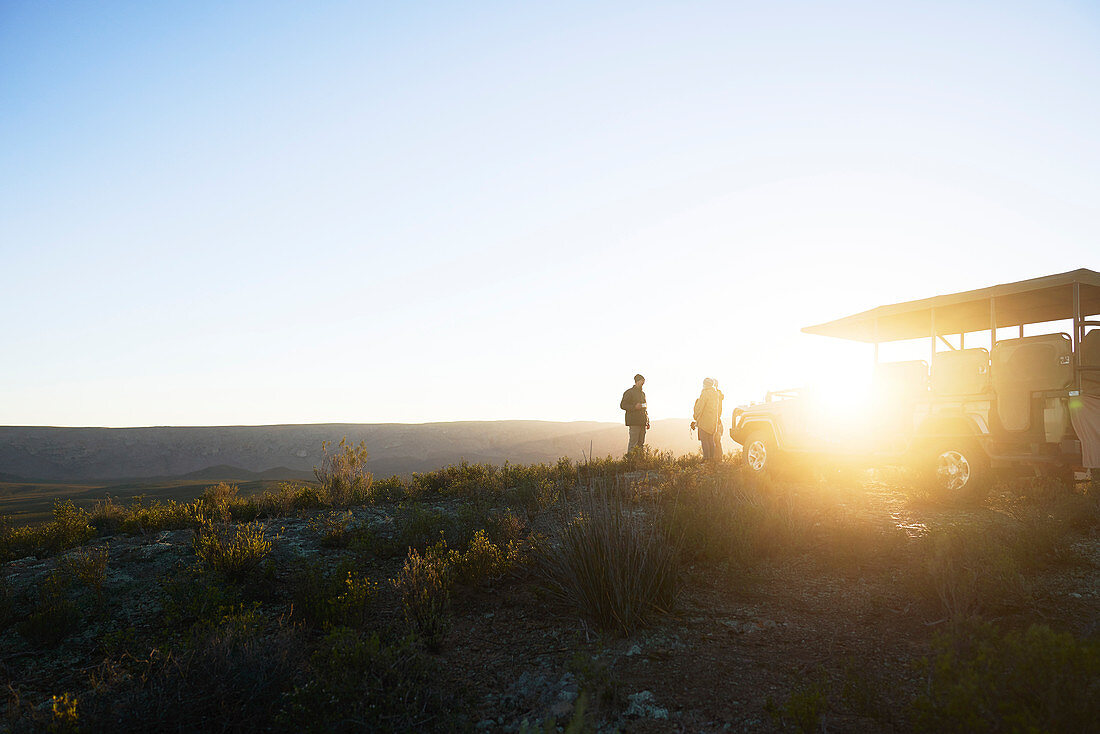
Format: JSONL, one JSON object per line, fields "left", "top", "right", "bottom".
{"left": 1, "top": 441, "right": 1098, "bottom": 732}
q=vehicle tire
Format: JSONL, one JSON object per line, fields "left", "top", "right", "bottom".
{"left": 740, "top": 429, "right": 776, "bottom": 479}
{"left": 922, "top": 441, "right": 989, "bottom": 504}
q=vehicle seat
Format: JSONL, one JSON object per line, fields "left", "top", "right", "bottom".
{"left": 932, "top": 348, "right": 990, "bottom": 396}
{"left": 872, "top": 361, "right": 927, "bottom": 442}
{"left": 874, "top": 360, "right": 929, "bottom": 400}
{"left": 991, "top": 334, "right": 1073, "bottom": 431}
{"left": 1081, "top": 329, "right": 1100, "bottom": 397}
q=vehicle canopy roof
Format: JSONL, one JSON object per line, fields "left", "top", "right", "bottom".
{"left": 802, "top": 268, "right": 1100, "bottom": 343}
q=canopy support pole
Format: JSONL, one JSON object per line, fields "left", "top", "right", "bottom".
{"left": 873, "top": 320, "right": 879, "bottom": 365}
{"left": 930, "top": 308, "right": 936, "bottom": 380}
{"left": 960, "top": 332, "right": 965, "bottom": 349}
{"left": 990, "top": 297, "right": 997, "bottom": 349}
{"left": 1073, "top": 281, "right": 1082, "bottom": 390}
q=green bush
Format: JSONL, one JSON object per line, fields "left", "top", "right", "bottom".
{"left": 193, "top": 521, "right": 272, "bottom": 581}
{"left": 448, "top": 529, "right": 525, "bottom": 587}
{"left": 17, "top": 575, "right": 80, "bottom": 648}
{"left": 766, "top": 673, "right": 830, "bottom": 734}
{"left": 199, "top": 481, "right": 241, "bottom": 521}
{"left": 89, "top": 497, "right": 127, "bottom": 535}
{"left": 280, "top": 629, "right": 466, "bottom": 733}
{"left": 4, "top": 500, "right": 97, "bottom": 561}
{"left": 289, "top": 561, "right": 380, "bottom": 630}
{"left": 57, "top": 545, "right": 109, "bottom": 608}
{"left": 370, "top": 474, "right": 408, "bottom": 502}
{"left": 314, "top": 437, "right": 373, "bottom": 506}
{"left": 118, "top": 497, "right": 204, "bottom": 535}
{"left": 912, "top": 622, "right": 1100, "bottom": 732}
{"left": 161, "top": 566, "right": 242, "bottom": 630}
{"left": 392, "top": 542, "right": 451, "bottom": 649}
{"left": 540, "top": 490, "right": 679, "bottom": 634}
{"left": 309, "top": 510, "right": 356, "bottom": 548}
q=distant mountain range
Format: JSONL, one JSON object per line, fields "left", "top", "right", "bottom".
{"left": 0, "top": 420, "right": 699, "bottom": 483}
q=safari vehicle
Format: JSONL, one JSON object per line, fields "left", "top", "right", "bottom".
{"left": 730, "top": 268, "right": 1100, "bottom": 500}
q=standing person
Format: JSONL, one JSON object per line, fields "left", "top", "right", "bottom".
{"left": 620, "top": 373, "right": 649, "bottom": 452}
{"left": 693, "top": 377, "right": 722, "bottom": 462}
{"left": 712, "top": 379, "right": 725, "bottom": 459}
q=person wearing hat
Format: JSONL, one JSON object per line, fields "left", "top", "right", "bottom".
{"left": 620, "top": 373, "right": 649, "bottom": 452}
{"left": 692, "top": 377, "right": 724, "bottom": 462}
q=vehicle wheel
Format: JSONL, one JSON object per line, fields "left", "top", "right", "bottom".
{"left": 741, "top": 429, "right": 776, "bottom": 479}
{"left": 923, "top": 442, "right": 989, "bottom": 504}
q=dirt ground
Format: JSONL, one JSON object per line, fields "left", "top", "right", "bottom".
{"left": 442, "top": 477, "right": 1100, "bottom": 731}
{"left": 2, "top": 471, "right": 1097, "bottom": 732}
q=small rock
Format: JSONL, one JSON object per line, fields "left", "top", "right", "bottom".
{"left": 625, "top": 690, "right": 669, "bottom": 719}
{"left": 625, "top": 644, "right": 642, "bottom": 656}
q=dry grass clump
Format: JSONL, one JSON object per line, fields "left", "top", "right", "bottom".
{"left": 659, "top": 469, "right": 818, "bottom": 571}
{"left": 816, "top": 511, "right": 909, "bottom": 575}
{"left": 911, "top": 523, "right": 1030, "bottom": 622}
{"left": 539, "top": 489, "right": 679, "bottom": 635}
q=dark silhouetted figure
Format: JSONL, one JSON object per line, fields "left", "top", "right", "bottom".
{"left": 621, "top": 374, "right": 649, "bottom": 452}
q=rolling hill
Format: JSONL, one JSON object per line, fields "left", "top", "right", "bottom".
{"left": 0, "top": 419, "right": 699, "bottom": 483}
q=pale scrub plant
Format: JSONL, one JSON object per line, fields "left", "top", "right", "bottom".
{"left": 540, "top": 489, "right": 679, "bottom": 634}
{"left": 314, "top": 437, "right": 372, "bottom": 506}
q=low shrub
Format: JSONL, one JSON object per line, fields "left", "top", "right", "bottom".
{"left": 399, "top": 505, "right": 469, "bottom": 553}
{"left": 118, "top": 497, "right": 204, "bottom": 535}
{"left": 248, "top": 481, "right": 325, "bottom": 517}
{"left": 289, "top": 561, "right": 381, "bottom": 630}
{"left": 315, "top": 437, "right": 373, "bottom": 506}
{"left": 392, "top": 542, "right": 451, "bottom": 648}
{"left": 0, "top": 577, "right": 14, "bottom": 631}
{"left": 912, "top": 621, "right": 1100, "bottom": 732}
{"left": 81, "top": 611, "right": 306, "bottom": 732}
{"left": 199, "top": 482, "right": 241, "bottom": 522}
{"left": 911, "top": 524, "right": 1031, "bottom": 622}
{"left": 193, "top": 521, "right": 272, "bottom": 581}
{"left": 370, "top": 474, "right": 408, "bottom": 502}
{"left": 765, "top": 672, "right": 830, "bottom": 734}
{"left": 280, "top": 629, "right": 467, "bottom": 732}
{"left": 57, "top": 545, "right": 109, "bottom": 608}
{"left": 89, "top": 497, "right": 127, "bottom": 535}
{"left": 309, "top": 510, "right": 357, "bottom": 548}
{"left": 509, "top": 478, "right": 561, "bottom": 522}
{"left": 49, "top": 692, "right": 79, "bottom": 733}
{"left": 540, "top": 490, "right": 679, "bottom": 634}
{"left": 659, "top": 471, "right": 816, "bottom": 572}
{"left": 161, "top": 566, "right": 242, "bottom": 630}
{"left": 448, "top": 529, "right": 525, "bottom": 587}
{"left": 17, "top": 574, "right": 81, "bottom": 648}
{"left": 1, "top": 500, "right": 96, "bottom": 561}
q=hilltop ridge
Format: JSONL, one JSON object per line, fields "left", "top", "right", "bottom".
{"left": 0, "top": 420, "right": 698, "bottom": 482}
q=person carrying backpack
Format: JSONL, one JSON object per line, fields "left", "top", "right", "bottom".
{"left": 692, "top": 377, "right": 723, "bottom": 462}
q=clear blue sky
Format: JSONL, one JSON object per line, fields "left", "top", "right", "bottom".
{"left": 2, "top": 0, "right": 1098, "bottom": 427}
